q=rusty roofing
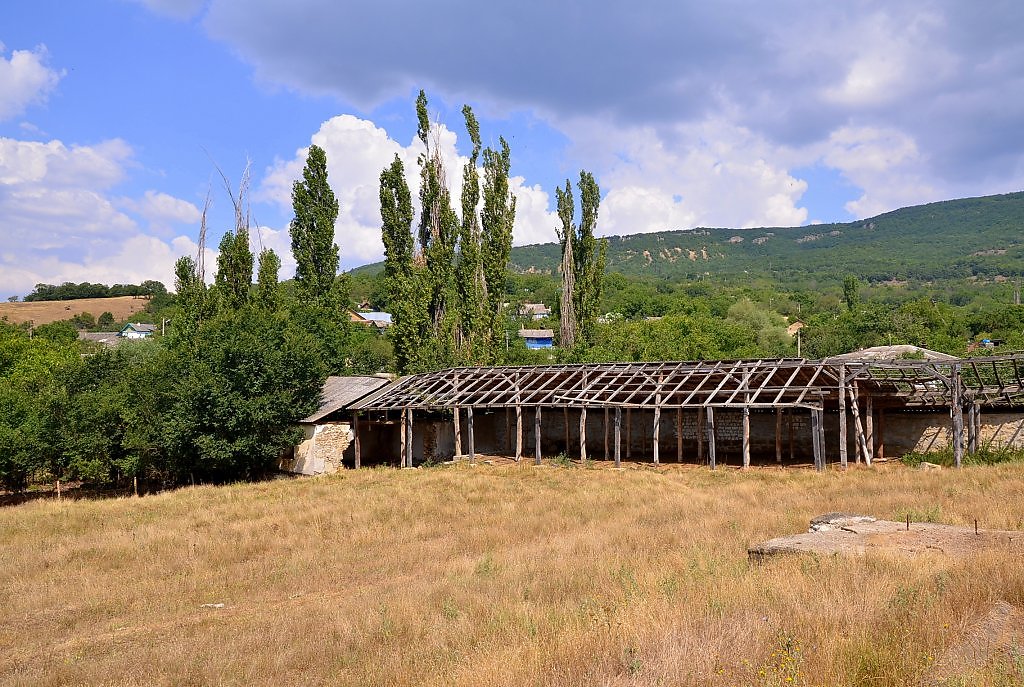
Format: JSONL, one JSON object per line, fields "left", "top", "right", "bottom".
{"left": 302, "top": 375, "right": 391, "bottom": 423}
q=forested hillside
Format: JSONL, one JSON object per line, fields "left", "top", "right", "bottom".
{"left": 508, "top": 191, "right": 1024, "bottom": 287}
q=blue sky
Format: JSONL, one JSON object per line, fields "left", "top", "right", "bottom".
{"left": 2, "top": 0, "right": 1024, "bottom": 298}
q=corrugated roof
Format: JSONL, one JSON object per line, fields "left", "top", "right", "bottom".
{"left": 519, "top": 329, "right": 553, "bottom": 338}
{"left": 826, "top": 345, "right": 957, "bottom": 362}
{"left": 302, "top": 375, "right": 391, "bottom": 423}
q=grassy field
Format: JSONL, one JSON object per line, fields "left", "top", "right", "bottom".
{"left": 2, "top": 462, "right": 1023, "bottom": 686}
{"left": 0, "top": 296, "right": 149, "bottom": 326}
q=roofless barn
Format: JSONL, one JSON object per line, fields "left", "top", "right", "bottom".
{"left": 311, "top": 349, "right": 1024, "bottom": 471}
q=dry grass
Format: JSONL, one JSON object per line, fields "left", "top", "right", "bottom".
{"left": 0, "top": 296, "right": 149, "bottom": 326}
{"left": 2, "top": 461, "right": 1023, "bottom": 686}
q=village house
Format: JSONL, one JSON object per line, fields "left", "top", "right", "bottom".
{"left": 118, "top": 322, "right": 156, "bottom": 339}
{"left": 518, "top": 328, "right": 554, "bottom": 349}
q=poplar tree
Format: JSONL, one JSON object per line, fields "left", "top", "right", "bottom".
{"left": 556, "top": 171, "right": 606, "bottom": 348}
{"left": 214, "top": 228, "right": 253, "bottom": 310}
{"left": 290, "top": 144, "right": 340, "bottom": 306}
{"left": 255, "top": 248, "right": 281, "bottom": 311}
{"left": 380, "top": 154, "right": 428, "bottom": 373}
{"left": 456, "top": 105, "right": 488, "bottom": 362}
{"left": 480, "top": 136, "right": 516, "bottom": 345}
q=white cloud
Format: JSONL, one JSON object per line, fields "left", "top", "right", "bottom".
{"left": 0, "top": 136, "right": 204, "bottom": 297}
{"left": 0, "top": 43, "right": 63, "bottom": 122}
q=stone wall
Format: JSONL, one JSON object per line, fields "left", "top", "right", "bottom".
{"left": 281, "top": 422, "right": 353, "bottom": 475}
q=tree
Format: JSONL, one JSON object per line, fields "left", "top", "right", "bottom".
{"left": 455, "top": 105, "right": 488, "bottom": 362}
{"left": 256, "top": 248, "right": 282, "bottom": 311}
{"left": 290, "top": 144, "right": 340, "bottom": 306}
{"left": 214, "top": 228, "right": 253, "bottom": 310}
{"left": 555, "top": 172, "right": 606, "bottom": 349}
{"left": 97, "top": 311, "right": 115, "bottom": 329}
{"left": 172, "top": 255, "right": 207, "bottom": 344}
{"left": 480, "top": 136, "right": 516, "bottom": 354}
{"left": 843, "top": 275, "right": 860, "bottom": 312}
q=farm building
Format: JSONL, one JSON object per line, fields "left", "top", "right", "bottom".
{"left": 280, "top": 375, "right": 392, "bottom": 475}
{"left": 119, "top": 322, "right": 156, "bottom": 339}
{"left": 346, "top": 348, "right": 1024, "bottom": 470}
{"left": 519, "top": 328, "right": 554, "bottom": 349}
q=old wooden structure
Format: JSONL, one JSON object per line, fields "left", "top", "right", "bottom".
{"left": 348, "top": 353, "right": 1024, "bottom": 470}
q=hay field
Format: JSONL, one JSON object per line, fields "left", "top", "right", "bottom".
{"left": 2, "top": 462, "right": 1023, "bottom": 686}
{"left": 0, "top": 296, "right": 149, "bottom": 326}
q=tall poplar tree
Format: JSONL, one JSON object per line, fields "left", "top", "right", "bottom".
{"left": 556, "top": 171, "right": 606, "bottom": 348}
{"left": 214, "top": 228, "right": 253, "bottom": 310}
{"left": 456, "top": 105, "right": 488, "bottom": 362}
{"left": 480, "top": 136, "right": 516, "bottom": 346}
{"left": 255, "top": 248, "right": 281, "bottom": 311}
{"left": 290, "top": 144, "right": 340, "bottom": 306}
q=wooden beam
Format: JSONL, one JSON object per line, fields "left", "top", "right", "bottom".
{"left": 677, "top": 407, "right": 683, "bottom": 463}
{"left": 406, "top": 408, "right": 414, "bottom": 467}
{"left": 653, "top": 405, "right": 661, "bottom": 465}
{"left": 810, "top": 408, "right": 823, "bottom": 472}
{"left": 516, "top": 405, "right": 523, "bottom": 462}
{"left": 626, "top": 408, "right": 632, "bottom": 459}
{"left": 838, "top": 365, "right": 848, "bottom": 470}
{"left": 400, "top": 408, "right": 407, "bottom": 467}
{"left": 877, "top": 409, "right": 886, "bottom": 461}
{"left": 951, "top": 363, "right": 963, "bottom": 469}
{"left": 353, "top": 412, "right": 361, "bottom": 469}
{"left": 534, "top": 407, "right": 542, "bottom": 465}
{"left": 467, "top": 406, "right": 475, "bottom": 464}
{"left": 848, "top": 386, "right": 870, "bottom": 466}
{"left": 742, "top": 406, "right": 751, "bottom": 468}
{"left": 966, "top": 401, "right": 977, "bottom": 455}
{"left": 706, "top": 407, "right": 717, "bottom": 470}
{"left": 865, "top": 394, "right": 874, "bottom": 463}
{"left": 580, "top": 407, "right": 588, "bottom": 462}
{"left": 453, "top": 406, "right": 462, "bottom": 458}
{"left": 697, "top": 407, "right": 705, "bottom": 464}
{"left": 775, "top": 409, "right": 782, "bottom": 464}
{"left": 614, "top": 406, "right": 622, "bottom": 468}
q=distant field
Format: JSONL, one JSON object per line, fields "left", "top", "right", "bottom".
{"left": 0, "top": 295, "right": 149, "bottom": 327}
{"left": 2, "top": 461, "right": 1022, "bottom": 686}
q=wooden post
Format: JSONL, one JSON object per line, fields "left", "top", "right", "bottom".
{"left": 849, "top": 386, "right": 870, "bottom": 466}
{"left": 818, "top": 408, "right": 827, "bottom": 469}
{"left": 454, "top": 406, "right": 462, "bottom": 458}
{"left": 838, "top": 365, "right": 848, "bottom": 469}
{"left": 579, "top": 407, "right": 588, "bottom": 462}
{"left": 614, "top": 407, "right": 622, "bottom": 468}
{"left": 516, "top": 405, "right": 524, "bottom": 462}
{"left": 604, "top": 408, "right": 610, "bottom": 461}
{"left": 810, "top": 408, "right": 823, "bottom": 471}
{"left": 467, "top": 406, "right": 476, "bottom": 464}
{"left": 534, "top": 407, "right": 542, "bottom": 464}
{"left": 677, "top": 407, "right": 683, "bottom": 463}
{"left": 400, "top": 408, "right": 407, "bottom": 467}
{"left": 133, "top": 476, "right": 138, "bottom": 497}
{"left": 865, "top": 394, "right": 874, "bottom": 463}
{"left": 966, "top": 401, "right": 977, "bottom": 455}
{"left": 975, "top": 403, "right": 983, "bottom": 452}
{"left": 697, "top": 407, "right": 705, "bottom": 464}
{"left": 706, "top": 407, "right": 717, "bottom": 469}
{"left": 741, "top": 406, "right": 751, "bottom": 468}
{"left": 56, "top": 479, "right": 62, "bottom": 500}
{"left": 788, "top": 412, "right": 795, "bottom": 461}
{"left": 653, "top": 405, "right": 661, "bottom": 465}
{"left": 354, "top": 412, "right": 361, "bottom": 469}
{"left": 626, "top": 408, "right": 632, "bottom": 459}
{"left": 775, "top": 409, "right": 783, "bottom": 464}
{"left": 951, "top": 364, "right": 963, "bottom": 469}
{"left": 406, "top": 408, "right": 414, "bottom": 467}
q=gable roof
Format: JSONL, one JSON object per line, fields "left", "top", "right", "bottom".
{"left": 518, "top": 329, "right": 554, "bottom": 339}
{"left": 301, "top": 375, "right": 392, "bottom": 423}
{"left": 120, "top": 322, "right": 156, "bottom": 333}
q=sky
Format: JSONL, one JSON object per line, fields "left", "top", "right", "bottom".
{"left": 2, "top": 0, "right": 1024, "bottom": 299}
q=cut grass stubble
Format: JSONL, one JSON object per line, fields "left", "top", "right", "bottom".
{"left": 1, "top": 462, "right": 1023, "bottom": 686}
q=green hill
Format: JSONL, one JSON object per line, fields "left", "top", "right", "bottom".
{"left": 508, "top": 192, "right": 1024, "bottom": 286}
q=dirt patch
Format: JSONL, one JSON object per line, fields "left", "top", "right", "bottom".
{"left": 0, "top": 296, "right": 149, "bottom": 326}
{"left": 749, "top": 513, "right": 1024, "bottom": 560}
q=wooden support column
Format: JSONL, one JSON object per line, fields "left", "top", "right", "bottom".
{"left": 697, "top": 408, "right": 705, "bottom": 464}
{"left": 467, "top": 407, "right": 475, "bottom": 464}
{"left": 614, "top": 407, "right": 622, "bottom": 468}
{"left": 838, "top": 365, "right": 848, "bottom": 469}
{"left": 865, "top": 394, "right": 874, "bottom": 463}
{"left": 677, "top": 407, "right": 683, "bottom": 463}
{"left": 951, "top": 363, "right": 963, "bottom": 469}
{"left": 810, "top": 408, "right": 823, "bottom": 471}
{"left": 818, "top": 408, "right": 827, "bottom": 469}
{"left": 775, "top": 409, "right": 783, "bottom": 464}
{"left": 516, "top": 405, "right": 524, "bottom": 462}
{"left": 653, "top": 405, "right": 661, "bottom": 465}
{"left": 534, "top": 407, "right": 542, "bottom": 465}
{"left": 788, "top": 413, "right": 795, "bottom": 461}
{"left": 579, "top": 407, "right": 588, "bottom": 462}
{"left": 407, "top": 408, "right": 415, "bottom": 467}
{"left": 353, "top": 412, "right": 361, "bottom": 469}
{"left": 604, "top": 408, "right": 610, "bottom": 461}
{"left": 975, "top": 403, "right": 983, "bottom": 452}
{"left": 849, "top": 389, "right": 870, "bottom": 466}
{"left": 626, "top": 408, "right": 632, "bottom": 459}
{"left": 706, "top": 407, "right": 717, "bottom": 470}
{"left": 742, "top": 406, "right": 751, "bottom": 469}
{"left": 966, "top": 401, "right": 977, "bottom": 455}
{"left": 453, "top": 407, "right": 462, "bottom": 458}
{"left": 400, "top": 408, "right": 407, "bottom": 467}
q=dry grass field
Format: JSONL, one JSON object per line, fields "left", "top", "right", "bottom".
{"left": 2, "top": 461, "right": 1023, "bottom": 686}
{"left": 0, "top": 296, "right": 149, "bottom": 327}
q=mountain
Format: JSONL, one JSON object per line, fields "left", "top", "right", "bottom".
{"left": 353, "top": 191, "right": 1024, "bottom": 286}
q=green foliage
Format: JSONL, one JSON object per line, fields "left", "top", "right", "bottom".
{"left": 554, "top": 172, "right": 606, "bottom": 347}
{"left": 290, "top": 143, "right": 340, "bottom": 307}
{"left": 97, "top": 311, "right": 115, "bottom": 329}
{"left": 256, "top": 248, "right": 282, "bottom": 311}
{"left": 24, "top": 280, "right": 167, "bottom": 302}
{"left": 214, "top": 228, "right": 254, "bottom": 309}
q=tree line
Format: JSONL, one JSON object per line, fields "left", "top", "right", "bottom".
{"left": 21, "top": 280, "right": 168, "bottom": 302}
